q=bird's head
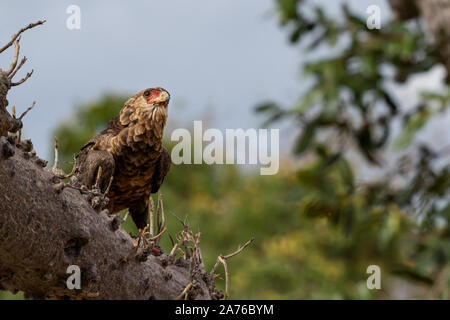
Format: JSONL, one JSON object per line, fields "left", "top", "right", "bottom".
{"left": 141, "top": 87, "right": 170, "bottom": 108}
{"left": 131, "top": 87, "right": 170, "bottom": 111}
{"left": 120, "top": 87, "right": 170, "bottom": 129}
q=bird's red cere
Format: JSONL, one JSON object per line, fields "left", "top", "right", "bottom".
{"left": 147, "top": 89, "right": 161, "bottom": 104}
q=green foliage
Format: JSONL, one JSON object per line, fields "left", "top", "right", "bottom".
{"left": 0, "top": 291, "right": 23, "bottom": 300}
{"left": 395, "top": 90, "right": 450, "bottom": 149}
{"left": 263, "top": 2, "right": 439, "bottom": 164}
{"left": 254, "top": 0, "right": 450, "bottom": 298}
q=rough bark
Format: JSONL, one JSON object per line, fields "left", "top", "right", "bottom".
{"left": 0, "top": 23, "right": 219, "bottom": 300}
{"left": 389, "top": 0, "right": 450, "bottom": 76}
{"left": 0, "top": 139, "right": 218, "bottom": 299}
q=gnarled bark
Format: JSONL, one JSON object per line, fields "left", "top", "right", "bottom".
{"left": 0, "top": 138, "right": 217, "bottom": 299}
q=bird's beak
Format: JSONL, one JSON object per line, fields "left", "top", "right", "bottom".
{"left": 155, "top": 91, "right": 170, "bottom": 104}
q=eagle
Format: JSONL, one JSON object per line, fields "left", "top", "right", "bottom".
{"left": 72, "top": 87, "right": 171, "bottom": 236}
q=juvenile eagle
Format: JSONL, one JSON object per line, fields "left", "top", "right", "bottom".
{"left": 72, "top": 87, "right": 171, "bottom": 234}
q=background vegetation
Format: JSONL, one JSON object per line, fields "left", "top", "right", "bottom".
{"left": 1, "top": 0, "right": 449, "bottom": 299}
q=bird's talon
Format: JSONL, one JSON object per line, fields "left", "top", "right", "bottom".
{"left": 133, "top": 228, "right": 147, "bottom": 248}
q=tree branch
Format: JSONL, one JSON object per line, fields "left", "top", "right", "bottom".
{"left": 0, "top": 136, "right": 217, "bottom": 299}
{"left": 0, "top": 20, "right": 45, "bottom": 54}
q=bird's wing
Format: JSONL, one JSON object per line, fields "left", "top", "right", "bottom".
{"left": 151, "top": 147, "right": 171, "bottom": 193}
{"left": 79, "top": 116, "right": 124, "bottom": 152}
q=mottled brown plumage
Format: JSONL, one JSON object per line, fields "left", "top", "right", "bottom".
{"left": 72, "top": 87, "right": 171, "bottom": 230}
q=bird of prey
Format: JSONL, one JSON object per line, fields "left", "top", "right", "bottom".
{"left": 72, "top": 87, "right": 171, "bottom": 237}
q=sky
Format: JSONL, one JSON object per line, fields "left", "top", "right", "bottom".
{"left": 1, "top": 0, "right": 447, "bottom": 166}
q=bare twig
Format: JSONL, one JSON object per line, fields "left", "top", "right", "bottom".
{"left": 169, "top": 231, "right": 186, "bottom": 258}
{"left": 209, "top": 237, "right": 255, "bottom": 299}
{"left": 8, "top": 56, "right": 27, "bottom": 80}
{"left": 169, "top": 234, "right": 175, "bottom": 247}
{"left": 223, "top": 237, "right": 255, "bottom": 260}
{"left": 210, "top": 237, "right": 254, "bottom": 276}
{"left": 6, "top": 38, "right": 20, "bottom": 75}
{"left": 50, "top": 137, "right": 78, "bottom": 179}
{"left": 122, "top": 211, "right": 129, "bottom": 223}
{"left": 155, "top": 191, "right": 165, "bottom": 246}
{"left": 175, "top": 282, "right": 193, "bottom": 300}
{"left": 170, "top": 211, "right": 187, "bottom": 230}
{"left": 195, "top": 228, "right": 206, "bottom": 273}
{"left": 149, "top": 196, "right": 155, "bottom": 238}
{"left": 11, "top": 69, "right": 33, "bottom": 86}
{"left": 52, "top": 136, "right": 59, "bottom": 172}
{"left": 156, "top": 192, "right": 161, "bottom": 230}
{"left": 10, "top": 102, "right": 35, "bottom": 142}
{"left": 148, "top": 227, "right": 167, "bottom": 242}
{"left": 218, "top": 256, "right": 229, "bottom": 299}
{"left": 0, "top": 20, "right": 46, "bottom": 54}
{"left": 18, "top": 101, "right": 35, "bottom": 120}
{"left": 12, "top": 106, "right": 21, "bottom": 141}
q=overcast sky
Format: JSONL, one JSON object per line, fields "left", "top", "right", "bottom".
{"left": 2, "top": 0, "right": 446, "bottom": 163}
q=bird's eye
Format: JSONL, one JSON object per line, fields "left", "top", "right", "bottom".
{"left": 144, "top": 90, "right": 150, "bottom": 97}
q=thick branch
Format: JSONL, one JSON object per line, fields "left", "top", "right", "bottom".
{"left": 0, "top": 137, "right": 216, "bottom": 299}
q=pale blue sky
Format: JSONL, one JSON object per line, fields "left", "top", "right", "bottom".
{"left": 0, "top": 0, "right": 414, "bottom": 159}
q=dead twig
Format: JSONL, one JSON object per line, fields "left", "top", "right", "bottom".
{"left": 170, "top": 212, "right": 191, "bottom": 259}
{"left": 195, "top": 227, "right": 206, "bottom": 273}
{"left": 222, "top": 237, "right": 255, "bottom": 260}
{"left": 0, "top": 20, "right": 46, "bottom": 54}
{"left": 49, "top": 136, "right": 78, "bottom": 179}
{"left": 169, "top": 230, "right": 186, "bottom": 258}
{"left": 11, "top": 69, "right": 33, "bottom": 86}
{"left": 155, "top": 191, "right": 166, "bottom": 246}
{"left": 149, "top": 196, "right": 155, "bottom": 238}
{"left": 6, "top": 38, "right": 20, "bottom": 75}
{"left": 170, "top": 211, "right": 188, "bottom": 231}
{"left": 156, "top": 192, "right": 161, "bottom": 230}
{"left": 209, "top": 237, "right": 255, "bottom": 299}
{"left": 18, "top": 101, "right": 35, "bottom": 120}
{"left": 8, "top": 56, "right": 27, "bottom": 80}
{"left": 11, "top": 102, "right": 35, "bottom": 142}
{"left": 147, "top": 226, "right": 167, "bottom": 242}
{"left": 51, "top": 137, "right": 63, "bottom": 176}
{"left": 168, "top": 212, "right": 253, "bottom": 300}
{"left": 122, "top": 211, "right": 129, "bottom": 222}
{"left": 218, "top": 256, "right": 229, "bottom": 299}
{"left": 175, "top": 282, "right": 193, "bottom": 300}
